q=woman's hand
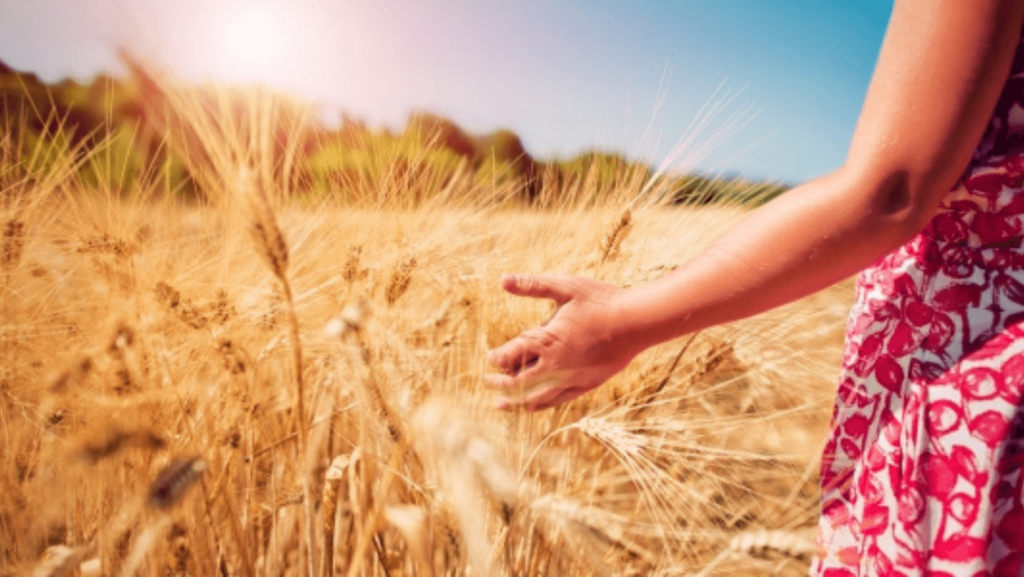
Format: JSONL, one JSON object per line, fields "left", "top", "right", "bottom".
{"left": 485, "top": 273, "right": 643, "bottom": 411}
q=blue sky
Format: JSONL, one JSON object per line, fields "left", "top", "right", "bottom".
{"left": 0, "top": 0, "right": 893, "bottom": 183}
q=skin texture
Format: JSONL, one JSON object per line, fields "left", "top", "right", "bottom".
{"left": 487, "top": 0, "right": 1024, "bottom": 411}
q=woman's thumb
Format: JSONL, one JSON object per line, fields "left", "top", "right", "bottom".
{"left": 502, "top": 273, "right": 574, "bottom": 304}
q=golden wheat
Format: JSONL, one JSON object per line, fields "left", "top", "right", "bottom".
{"left": 0, "top": 65, "right": 852, "bottom": 577}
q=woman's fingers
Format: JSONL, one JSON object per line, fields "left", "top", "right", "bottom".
{"left": 501, "top": 273, "right": 576, "bottom": 305}
{"left": 529, "top": 386, "right": 589, "bottom": 411}
{"left": 484, "top": 363, "right": 554, "bottom": 394}
{"left": 503, "top": 380, "right": 585, "bottom": 411}
{"left": 488, "top": 272, "right": 612, "bottom": 410}
{"left": 483, "top": 372, "right": 517, "bottom": 390}
{"left": 487, "top": 325, "right": 554, "bottom": 373}
{"left": 488, "top": 370, "right": 566, "bottom": 409}
{"left": 486, "top": 336, "right": 537, "bottom": 373}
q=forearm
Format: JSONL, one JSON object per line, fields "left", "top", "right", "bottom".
{"left": 614, "top": 169, "right": 930, "bottom": 349}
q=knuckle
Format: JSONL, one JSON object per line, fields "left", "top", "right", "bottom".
{"left": 487, "top": 349, "right": 509, "bottom": 366}
{"left": 523, "top": 327, "right": 555, "bottom": 347}
{"left": 522, "top": 328, "right": 542, "bottom": 342}
{"left": 493, "top": 338, "right": 527, "bottom": 359}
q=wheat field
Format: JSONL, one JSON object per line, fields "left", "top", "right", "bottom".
{"left": 1, "top": 69, "right": 854, "bottom": 576}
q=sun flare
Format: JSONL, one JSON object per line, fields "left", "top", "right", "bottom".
{"left": 217, "top": 7, "right": 286, "bottom": 81}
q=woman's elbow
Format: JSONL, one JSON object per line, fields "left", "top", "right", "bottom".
{"left": 839, "top": 164, "right": 946, "bottom": 240}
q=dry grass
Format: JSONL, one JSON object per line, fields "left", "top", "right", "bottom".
{"left": 0, "top": 66, "right": 853, "bottom": 576}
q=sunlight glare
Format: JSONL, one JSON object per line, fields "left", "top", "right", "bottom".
{"left": 218, "top": 7, "right": 285, "bottom": 82}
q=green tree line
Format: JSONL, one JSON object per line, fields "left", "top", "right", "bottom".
{"left": 0, "top": 58, "right": 789, "bottom": 206}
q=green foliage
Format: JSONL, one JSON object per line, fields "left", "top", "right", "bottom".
{"left": 474, "top": 155, "right": 517, "bottom": 189}
{"left": 15, "top": 125, "right": 76, "bottom": 181}
{"left": 79, "top": 124, "right": 142, "bottom": 190}
{"left": 553, "top": 152, "right": 652, "bottom": 198}
{"left": 668, "top": 174, "right": 790, "bottom": 207}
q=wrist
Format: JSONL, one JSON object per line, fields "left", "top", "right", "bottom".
{"left": 607, "top": 285, "right": 663, "bottom": 356}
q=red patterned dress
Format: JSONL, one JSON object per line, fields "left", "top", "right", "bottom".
{"left": 813, "top": 26, "right": 1024, "bottom": 577}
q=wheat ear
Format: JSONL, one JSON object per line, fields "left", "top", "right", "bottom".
{"left": 385, "top": 255, "right": 417, "bottom": 306}
{"left": 1, "top": 218, "right": 24, "bottom": 272}
{"left": 32, "top": 545, "right": 92, "bottom": 577}
{"left": 384, "top": 505, "right": 435, "bottom": 577}
{"left": 598, "top": 208, "right": 632, "bottom": 264}
{"left": 729, "top": 528, "right": 816, "bottom": 559}
{"left": 320, "top": 453, "right": 353, "bottom": 577}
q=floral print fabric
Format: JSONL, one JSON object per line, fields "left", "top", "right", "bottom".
{"left": 813, "top": 25, "right": 1024, "bottom": 577}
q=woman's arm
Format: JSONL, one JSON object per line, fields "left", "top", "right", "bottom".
{"left": 487, "top": 0, "right": 1024, "bottom": 411}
